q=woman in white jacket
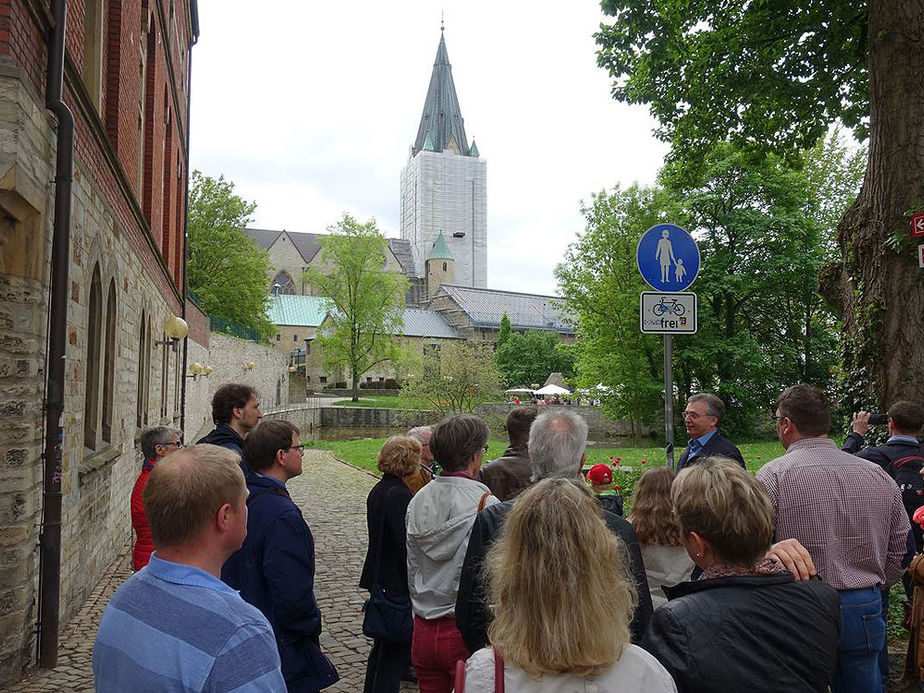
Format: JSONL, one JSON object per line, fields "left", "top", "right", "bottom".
{"left": 462, "top": 478, "right": 676, "bottom": 692}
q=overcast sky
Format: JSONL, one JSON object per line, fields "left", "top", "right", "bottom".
{"left": 189, "top": 1, "right": 669, "bottom": 296}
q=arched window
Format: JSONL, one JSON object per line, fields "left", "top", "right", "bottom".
{"left": 102, "top": 280, "right": 117, "bottom": 443}
{"left": 442, "top": 262, "right": 448, "bottom": 272}
{"left": 136, "top": 310, "right": 151, "bottom": 429}
{"left": 272, "top": 271, "right": 296, "bottom": 294}
{"left": 84, "top": 265, "right": 102, "bottom": 449}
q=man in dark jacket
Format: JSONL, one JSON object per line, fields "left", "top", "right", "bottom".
{"left": 222, "top": 420, "right": 338, "bottom": 693}
{"left": 455, "top": 409, "right": 653, "bottom": 653}
{"left": 197, "top": 383, "right": 262, "bottom": 459}
{"left": 676, "top": 393, "right": 745, "bottom": 471}
{"left": 476, "top": 407, "right": 538, "bottom": 501}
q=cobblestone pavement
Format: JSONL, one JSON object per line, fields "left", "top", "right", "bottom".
{"left": 2, "top": 450, "right": 416, "bottom": 692}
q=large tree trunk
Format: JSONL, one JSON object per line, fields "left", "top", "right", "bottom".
{"left": 837, "top": 0, "right": 924, "bottom": 412}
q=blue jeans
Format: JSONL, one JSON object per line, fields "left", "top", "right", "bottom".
{"left": 832, "top": 586, "right": 886, "bottom": 693}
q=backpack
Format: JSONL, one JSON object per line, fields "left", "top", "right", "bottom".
{"left": 889, "top": 451, "right": 924, "bottom": 517}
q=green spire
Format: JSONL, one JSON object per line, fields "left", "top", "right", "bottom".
{"left": 428, "top": 231, "right": 454, "bottom": 260}
{"left": 470, "top": 138, "right": 479, "bottom": 157}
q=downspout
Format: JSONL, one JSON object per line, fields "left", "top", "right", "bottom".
{"left": 38, "top": 0, "right": 74, "bottom": 669}
{"left": 179, "top": 2, "right": 199, "bottom": 433}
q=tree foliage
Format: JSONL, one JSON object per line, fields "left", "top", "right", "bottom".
{"left": 401, "top": 341, "right": 503, "bottom": 414}
{"left": 303, "top": 214, "right": 408, "bottom": 401}
{"left": 495, "top": 330, "right": 575, "bottom": 388}
{"left": 186, "top": 171, "right": 275, "bottom": 340}
{"left": 497, "top": 312, "right": 511, "bottom": 348}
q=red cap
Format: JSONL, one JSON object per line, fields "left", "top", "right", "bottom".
{"left": 587, "top": 464, "right": 613, "bottom": 486}
{"left": 914, "top": 505, "right": 924, "bottom": 529}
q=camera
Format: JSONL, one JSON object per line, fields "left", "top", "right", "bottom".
{"left": 868, "top": 414, "right": 889, "bottom": 425}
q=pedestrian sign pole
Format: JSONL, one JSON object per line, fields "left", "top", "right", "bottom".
{"left": 637, "top": 224, "right": 700, "bottom": 470}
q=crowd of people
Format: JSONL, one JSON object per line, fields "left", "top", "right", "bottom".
{"left": 92, "top": 381, "right": 924, "bottom": 693}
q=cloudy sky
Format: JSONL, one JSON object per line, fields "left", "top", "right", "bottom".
{"left": 189, "top": 1, "right": 669, "bottom": 296}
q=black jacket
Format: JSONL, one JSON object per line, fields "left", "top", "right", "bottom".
{"left": 359, "top": 474, "right": 414, "bottom": 598}
{"left": 197, "top": 423, "right": 244, "bottom": 457}
{"left": 455, "top": 493, "right": 653, "bottom": 653}
{"left": 641, "top": 573, "right": 840, "bottom": 693}
{"left": 676, "top": 431, "right": 745, "bottom": 472}
{"left": 842, "top": 431, "right": 923, "bottom": 472}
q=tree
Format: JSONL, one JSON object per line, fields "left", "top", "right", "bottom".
{"left": 495, "top": 330, "right": 575, "bottom": 388}
{"left": 595, "top": 0, "right": 924, "bottom": 413}
{"left": 497, "top": 312, "right": 511, "bottom": 348}
{"left": 302, "top": 214, "right": 408, "bottom": 401}
{"left": 401, "top": 341, "right": 503, "bottom": 414}
{"left": 556, "top": 184, "right": 677, "bottom": 441}
{"left": 186, "top": 171, "right": 275, "bottom": 340}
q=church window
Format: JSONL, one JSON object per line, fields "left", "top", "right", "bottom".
{"left": 276, "top": 333, "right": 281, "bottom": 342}
{"left": 136, "top": 311, "right": 151, "bottom": 429}
{"left": 84, "top": 265, "right": 102, "bottom": 449}
{"left": 443, "top": 262, "right": 447, "bottom": 272}
{"left": 272, "top": 271, "right": 296, "bottom": 294}
{"left": 102, "top": 280, "right": 117, "bottom": 443}
{"left": 293, "top": 334, "right": 298, "bottom": 342}
{"left": 82, "top": 0, "right": 104, "bottom": 111}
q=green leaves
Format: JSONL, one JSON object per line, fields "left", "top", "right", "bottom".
{"left": 186, "top": 171, "right": 275, "bottom": 341}
{"left": 495, "top": 330, "right": 575, "bottom": 388}
{"left": 401, "top": 341, "right": 502, "bottom": 414}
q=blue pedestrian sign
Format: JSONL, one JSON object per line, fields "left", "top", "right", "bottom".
{"left": 636, "top": 223, "right": 700, "bottom": 292}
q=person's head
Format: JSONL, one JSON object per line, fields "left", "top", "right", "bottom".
{"left": 143, "top": 444, "right": 248, "bottom": 556}
{"left": 672, "top": 457, "right": 774, "bottom": 570}
{"left": 629, "top": 467, "right": 683, "bottom": 546}
{"left": 242, "top": 420, "right": 303, "bottom": 480}
{"left": 775, "top": 384, "right": 830, "bottom": 447}
{"left": 661, "top": 229, "right": 670, "bottom": 239}
{"left": 586, "top": 463, "right": 613, "bottom": 494}
{"left": 407, "top": 425, "right": 433, "bottom": 465}
{"left": 140, "top": 426, "right": 183, "bottom": 461}
{"left": 429, "top": 414, "right": 489, "bottom": 473}
{"left": 506, "top": 407, "right": 539, "bottom": 448}
{"left": 888, "top": 401, "right": 924, "bottom": 437}
{"left": 211, "top": 383, "right": 262, "bottom": 433}
{"left": 377, "top": 436, "right": 422, "bottom": 479}
{"left": 486, "top": 478, "right": 636, "bottom": 677}
{"left": 683, "top": 393, "right": 724, "bottom": 439}
{"left": 528, "top": 410, "right": 588, "bottom": 481}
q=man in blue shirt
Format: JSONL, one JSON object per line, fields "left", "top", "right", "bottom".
{"left": 222, "top": 420, "right": 338, "bottom": 693}
{"left": 676, "top": 393, "right": 745, "bottom": 471}
{"left": 93, "top": 444, "right": 285, "bottom": 692}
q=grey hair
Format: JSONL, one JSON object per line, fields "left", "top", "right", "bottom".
{"left": 688, "top": 393, "right": 725, "bottom": 424}
{"left": 407, "top": 426, "right": 432, "bottom": 443}
{"left": 528, "top": 410, "right": 588, "bottom": 481}
{"left": 141, "top": 426, "right": 183, "bottom": 460}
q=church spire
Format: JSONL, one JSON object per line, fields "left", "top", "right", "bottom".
{"left": 412, "top": 28, "right": 475, "bottom": 157}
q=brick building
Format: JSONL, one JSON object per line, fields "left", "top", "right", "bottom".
{"left": 0, "top": 0, "right": 198, "bottom": 683}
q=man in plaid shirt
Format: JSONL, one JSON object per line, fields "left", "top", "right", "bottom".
{"left": 757, "top": 384, "right": 909, "bottom": 693}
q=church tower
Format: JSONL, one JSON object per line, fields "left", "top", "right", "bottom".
{"left": 426, "top": 230, "right": 455, "bottom": 301}
{"left": 399, "top": 27, "right": 487, "bottom": 289}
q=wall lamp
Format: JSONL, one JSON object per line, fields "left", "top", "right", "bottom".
{"left": 187, "top": 362, "right": 211, "bottom": 380}
{"left": 154, "top": 315, "right": 189, "bottom": 353}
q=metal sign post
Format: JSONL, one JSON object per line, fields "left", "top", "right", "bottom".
{"left": 637, "top": 224, "right": 700, "bottom": 470}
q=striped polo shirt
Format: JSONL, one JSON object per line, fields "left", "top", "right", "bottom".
{"left": 93, "top": 554, "right": 285, "bottom": 692}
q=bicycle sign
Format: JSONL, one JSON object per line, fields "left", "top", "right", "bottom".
{"left": 640, "top": 292, "right": 697, "bottom": 334}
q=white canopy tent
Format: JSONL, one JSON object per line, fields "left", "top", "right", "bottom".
{"left": 533, "top": 384, "right": 572, "bottom": 396}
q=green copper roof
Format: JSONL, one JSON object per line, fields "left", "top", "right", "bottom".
{"left": 469, "top": 138, "right": 479, "bottom": 158}
{"left": 428, "top": 230, "right": 454, "bottom": 260}
{"left": 412, "top": 30, "right": 478, "bottom": 157}
{"left": 267, "top": 294, "right": 332, "bottom": 327}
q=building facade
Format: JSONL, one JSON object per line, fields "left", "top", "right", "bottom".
{"left": 399, "top": 28, "right": 486, "bottom": 293}
{"left": 0, "top": 0, "right": 197, "bottom": 682}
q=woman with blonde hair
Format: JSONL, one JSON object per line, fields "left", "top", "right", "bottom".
{"left": 642, "top": 457, "right": 840, "bottom": 692}
{"left": 629, "top": 467, "right": 694, "bottom": 607}
{"left": 461, "top": 478, "right": 676, "bottom": 691}
{"left": 360, "top": 436, "right": 421, "bottom": 693}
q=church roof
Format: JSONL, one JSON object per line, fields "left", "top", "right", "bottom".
{"left": 433, "top": 285, "right": 575, "bottom": 334}
{"left": 244, "top": 228, "right": 324, "bottom": 264}
{"left": 427, "top": 231, "right": 454, "bottom": 260}
{"left": 412, "top": 30, "right": 476, "bottom": 157}
{"left": 246, "top": 227, "right": 283, "bottom": 250}
{"left": 387, "top": 238, "right": 417, "bottom": 276}
{"left": 401, "top": 308, "right": 462, "bottom": 339}
{"left": 267, "top": 294, "right": 332, "bottom": 327}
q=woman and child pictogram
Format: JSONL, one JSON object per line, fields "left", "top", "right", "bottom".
{"left": 655, "top": 229, "right": 687, "bottom": 283}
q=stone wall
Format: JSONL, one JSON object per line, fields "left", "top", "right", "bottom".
{"left": 185, "top": 333, "right": 289, "bottom": 443}
{"left": 319, "top": 407, "right": 434, "bottom": 430}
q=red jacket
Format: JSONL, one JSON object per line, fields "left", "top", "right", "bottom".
{"left": 131, "top": 459, "right": 157, "bottom": 571}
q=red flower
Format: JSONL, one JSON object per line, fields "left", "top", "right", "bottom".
{"left": 614, "top": 484, "right": 621, "bottom": 490}
{"left": 641, "top": 459, "right": 648, "bottom": 464}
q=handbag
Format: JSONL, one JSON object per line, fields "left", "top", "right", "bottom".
{"left": 362, "top": 485, "right": 413, "bottom": 642}
{"left": 454, "top": 648, "right": 505, "bottom": 692}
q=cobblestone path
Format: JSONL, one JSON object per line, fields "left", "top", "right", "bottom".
{"left": 2, "top": 450, "right": 416, "bottom": 692}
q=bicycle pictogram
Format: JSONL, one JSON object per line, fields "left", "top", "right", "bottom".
{"left": 652, "top": 297, "right": 686, "bottom": 317}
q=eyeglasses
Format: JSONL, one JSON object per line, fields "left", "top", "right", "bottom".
{"left": 284, "top": 444, "right": 305, "bottom": 453}
{"left": 481, "top": 443, "right": 489, "bottom": 453}
{"left": 681, "top": 411, "right": 704, "bottom": 420}
{"left": 165, "top": 440, "right": 184, "bottom": 448}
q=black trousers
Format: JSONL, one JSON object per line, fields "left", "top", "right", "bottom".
{"left": 363, "top": 637, "right": 412, "bottom": 693}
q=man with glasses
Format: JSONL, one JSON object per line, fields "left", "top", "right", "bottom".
{"left": 132, "top": 426, "right": 183, "bottom": 571}
{"left": 676, "top": 393, "right": 745, "bottom": 471}
{"left": 222, "top": 420, "right": 339, "bottom": 692}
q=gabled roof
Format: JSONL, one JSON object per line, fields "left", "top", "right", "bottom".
{"left": 246, "top": 228, "right": 283, "bottom": 250}
{"left": 400, "top": 308, "right": 462, "bottom": 339}
{"left": 267, "top": 294, "right": 331, "bottom": 327}
{"left": 387, "top": 238, "right": 417, "bottom": 276}
{"left": 427, "top": 231, "right": 453, "bottom": 261}
{"left": 412, "top": 30, "right": 476, "bottom": 157}
{"left": 433, "top": 285, "right": 574, "bottom": 334}
{"left": 244, "top": 228, "right": 324, "bottom": 264}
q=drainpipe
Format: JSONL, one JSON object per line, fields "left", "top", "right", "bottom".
{"left": 179, "top": 1, "right": 199, "bottom": 433}
{"left": 38, "top": 0, "right": 74, "bottom": 669}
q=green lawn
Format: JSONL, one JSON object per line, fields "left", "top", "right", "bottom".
{"left": 306, "top": 438, "right": 509, "bottom": 474}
